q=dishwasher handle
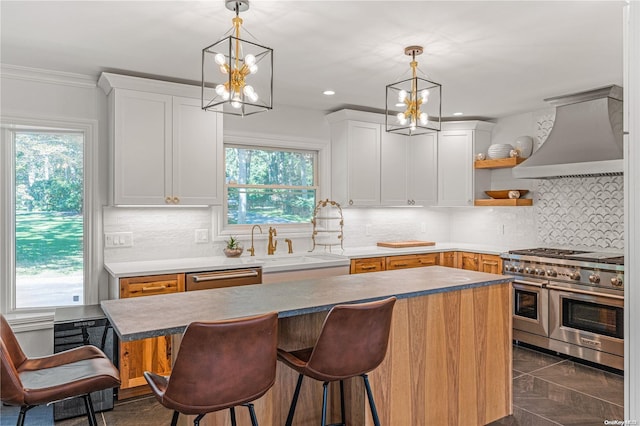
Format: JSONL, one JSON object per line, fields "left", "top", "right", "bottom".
{"left": 190, "top": 269, "right": 259, "bottom": 282}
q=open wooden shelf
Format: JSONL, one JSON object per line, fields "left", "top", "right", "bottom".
{"left": 474, "top": 199, "right": 533, "bottom": 206}
{"left": 474, "top": 157, "right": 526, "bottom": 169}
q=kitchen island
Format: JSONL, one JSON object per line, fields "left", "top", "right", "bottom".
{"left": 102, "top": 266, "right": 512, "bottom": 425}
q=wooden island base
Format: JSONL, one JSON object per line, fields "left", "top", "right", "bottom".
{"left": 180, "top": 282, "right": 512, "bottom": 426}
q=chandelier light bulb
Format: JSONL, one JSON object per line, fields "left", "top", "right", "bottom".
{"left": 421, "top": 89, "right": 429, "bottom": 101}
{"left": 222, "top": 91, "right": 230, "bottom": 101}
{"left": 397, "top": 112, "right": 407, "bottom": 125}
{"left": 214, "top": 53, "right": 226, "bottom": 66}
{"left": 398, "top": 90, "right": 408, "bottom": 102}
{"left": 249, "top": 64, "right": 258, "bottom": 74}
{"left": 410, "top": 120, "right": 417, "bottom": 131}
{"left": 420, "top": 112, "right": 429, "bottom": 125}
{"left": 220, "top": 65, "right": 228, "bottom": 74}
{"left": 231, "top": 94, "right": 242, "bottom": 109}
{"left": 215, "top": 84, "right": 227, "bottom": 96}
{"left": 244, "top": 54, "right": 256, "bottom": 66}
{"left": 243, "top": 85, "right": 254, "bottom": 96}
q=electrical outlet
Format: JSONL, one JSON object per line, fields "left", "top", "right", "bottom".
{"left": 365, "top": 224, "right": 372, "bottom": 236}
{"left": 496, "top": 224, "right": 505, "bottom": 235}
{"left": 104, "top": 232, "right": 133, "bottom": 248}
{"left": 420, "top": 222, "right": 427, "bottom": 233}
{"left": 195, "top": 229, "right": 209, "bottom": 244}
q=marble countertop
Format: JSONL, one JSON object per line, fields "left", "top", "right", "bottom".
{"left": 103, "top": 243, "right": 509, "bottom": 278}
{"left": 101, "top": 266, "right": 511, "bottom": 341}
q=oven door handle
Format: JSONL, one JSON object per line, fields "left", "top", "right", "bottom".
{"left": 547, "top": 284, "right": 624, "bottom": 300}
{"left": 513, "top": 279, "right": 546, "bottom": 288}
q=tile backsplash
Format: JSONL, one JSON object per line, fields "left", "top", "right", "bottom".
{"left": 536, "top": 176, "right": 624, "bottom": 249}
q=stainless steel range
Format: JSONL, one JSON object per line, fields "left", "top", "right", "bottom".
{"left": 501, "top": 248, "right": 624, "bottom": 370}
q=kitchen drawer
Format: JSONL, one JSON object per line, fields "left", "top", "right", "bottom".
{"left": 439, "top": 251, "right": 457, "bottom": 268}
{"left": 386, "top": 253, "right": 439, "bottom": 270}
{"left": 120, "top": 273, "right": 185, "bottom": 298}
{"left": 457, "top": 252, "right": 480, "bottom": 271}
{"left": 350, "top": 257, "right": 386, "bottom": 274}
{"left": 479, "top": 254, "right": 503, "bottom": 274}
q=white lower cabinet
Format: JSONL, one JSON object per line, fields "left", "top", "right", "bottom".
{"left": 328, "top": 110, "right": 437, "bottom": 207}
{"left": 437, "top": 121, "right": 494, "bottom": 207}
{"left": 100, "top": 73, "right": 222, "bottom": 206}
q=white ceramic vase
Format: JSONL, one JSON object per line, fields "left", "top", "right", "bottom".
{"left": 515, "top": 136, "right": 534, "bottom": 158}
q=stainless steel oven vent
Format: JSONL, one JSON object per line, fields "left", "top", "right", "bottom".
{"left": 513, "top": 85, "right": 623, "bottom": 179}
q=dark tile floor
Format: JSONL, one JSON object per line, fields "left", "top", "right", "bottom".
{"left": 490, "top": 344, "right": 624, "bottom": 426}
{"left": 1, "top": 345, "right": 625, "bottom": 425}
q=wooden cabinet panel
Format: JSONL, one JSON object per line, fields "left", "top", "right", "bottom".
{"left": 386, "top": 253, "right": 439, "bottom": 270}
{"left": 457, "top": 252, "right": 480, "bottom": 271}
{"left": 479, "top": 254, "right": 503, "bottom": 274}
{"left": 119, "top": 274, "right": 185, "bottom": 398}
{"left": 439, "top": 251, "right": 457, "bottom": 268}
{"left": 350, "top": 257, "right": 386, "bottom": 274}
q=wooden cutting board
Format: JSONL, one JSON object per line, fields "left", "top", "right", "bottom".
{"left": 377, "top": 241, "right": 436, "bottom": 248}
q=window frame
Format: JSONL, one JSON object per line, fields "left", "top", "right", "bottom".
{"left": 1, "top": 115, "right": 98, "bottom": 314}
{"left": 217, "top": 133, "right": 329, "bottom": 239}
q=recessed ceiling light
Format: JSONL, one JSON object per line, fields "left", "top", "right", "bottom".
{"left": 323, "top": 90, "right": 335, "bottom": 96}
{"left": 453, "top": 112, "right": 464, "bottom": 116}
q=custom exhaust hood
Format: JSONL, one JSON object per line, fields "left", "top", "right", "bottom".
{"left": 512, "top": 85, "right": 623, "bottom": 179}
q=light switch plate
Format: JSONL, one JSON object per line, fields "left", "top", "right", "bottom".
{"left": 195, "top": 229, "right": 209, "bottom": 244}
{"left": 105, "top": 232, "right": 133, "bottom": 248}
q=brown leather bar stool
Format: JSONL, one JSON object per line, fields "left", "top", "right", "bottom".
{"left": 0, "top": 313, "right": 121, "bottom": 426}
{"left": 144, "top": 311, "right": 278, "bottom": 426}
{"left": 277, "top": 297, "right": 396, "bottom": 426}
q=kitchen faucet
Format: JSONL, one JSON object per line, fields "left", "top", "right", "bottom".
{"left": 248, "top": 225, "right": 262, "bottom": 256}
{"left": 267, "top": 227, "right": 277, "bottom": 255}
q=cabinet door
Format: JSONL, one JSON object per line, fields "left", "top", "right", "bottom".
{"left": 380, "top": 131, "right": 408, "bottom": 206}
{"left": 350, "top": 257, "right": 386, "bottom": 274}
{"left": 347, "top": 121, "right": 380, "bottom": 206}
{"left": 457, "top": 251, "right": 480, "bottom": 271}
{"left": 479, "top": 254, "right": 503, "bottom": 274}
{"left": 439, "top": 251, "right": 457, "bottom": 268}
{"left": 407, "top": 133, "right": 438, "bottom": 206}
{"left": 437, "top": 130, "right": 473, "bottom": 206}
{"left": 113, "top": 89, "right": 172, "bottom": 205}
{"left": 119, "top": 274, "right": 185, "bottom": 398}
{"left": 172, "top": 97, "right": 222, "bottom": 205}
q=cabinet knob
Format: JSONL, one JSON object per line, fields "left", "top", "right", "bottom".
{"left": 173, "top": 196, "right": 180, "bottom": 204}
{"left": 165, "top": 196, "right": 172, "bottom": 204}
{"left": 349, "top": 199, "right": 353, "bottom": 205}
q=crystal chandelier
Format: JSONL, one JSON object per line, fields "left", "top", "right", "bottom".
{"left": 386, "top": 46, "right": 441, "bottom": 136}
{"left": 202, "top": 0, "right": 273, "bottom": 116}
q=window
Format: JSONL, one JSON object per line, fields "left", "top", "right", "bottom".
{"left": 2, "top": 124, "right": 90, "bottom": 311}
{"left": 225, "top": 145, "right": 317, "bottom": 225}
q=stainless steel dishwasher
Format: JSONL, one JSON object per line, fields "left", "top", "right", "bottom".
{"left": 185, "top": 267, "right": 262, "bottom": 291}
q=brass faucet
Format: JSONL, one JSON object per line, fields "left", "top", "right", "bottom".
{"left": 267, "top": 227, "right": 277, "bottom": 255}
{"left": 284, "top": 238, "right": 293, "bottom": 254}
{"left": 248, "top": 225, "right": 262, "bottom": 256}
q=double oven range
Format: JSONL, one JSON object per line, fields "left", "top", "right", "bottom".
{"left": 501, "top": 248, "right": 624, "bottom": 370}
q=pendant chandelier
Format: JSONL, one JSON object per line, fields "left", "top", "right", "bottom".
{"left": 202, "top": 0, "right": 273, "bottom": 116}
{"left": 385, "top": 46, "right": 441, "bottom": 136}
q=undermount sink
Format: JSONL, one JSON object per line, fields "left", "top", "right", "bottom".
{"left": 241, "top": 253, "right": 349, "bottom": 272}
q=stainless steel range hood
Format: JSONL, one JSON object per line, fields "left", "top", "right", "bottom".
{"left": 512, "top": 85, "right": 623, "bottom": 179}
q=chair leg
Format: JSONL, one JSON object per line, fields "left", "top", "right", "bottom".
{"left": 194, "top": 413, "right": 205, "bottom": 426}
{"left": 245, "top": 403, "right": 259, "bottom": 426}
{"left": 82, "top": 394, "right": 98, "bottom": 426}
{"left": 362, "top": 374, "right": 380, "bottom": 426}
{"left": 321, "top": 381, "right": 329, "bottom": 426}
{"left": 285, "top": 373, "right": 304, "bottom": 426}
{"left": 16, "top": 405, "right": 33, "bottom": 426}
{"left": 339, "top": 380, "right": 346, "bottom": 426}
{"left": 229, "top": 407, "right": 237, "bottom": 426}
{"left": 171, "top": 410, "right": 180, "bottom": 426}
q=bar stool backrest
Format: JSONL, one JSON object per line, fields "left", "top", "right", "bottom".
{"left": 163, "top": 312, "right": 278, "bottom": 414}
{"left": 305, "top": 297, "right": 396, "bottom": 382}
{"left": 1, "top": 314, "right": 28, "bottom": 405}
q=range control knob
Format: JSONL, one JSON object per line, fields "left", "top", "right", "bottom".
{"left": 569, "top": 270, "right": 581, "bottom": 280}
{"left": 546, "top": 269, "right": 557, "bottom": 277}
{"left": 515, "top": 266, "right": 524, "bottom": 273}
{"left": 524, "top": 267, "right": 533, "bottom": 274}
{"left": 535, "top": 268, "right": 545, "bottom": 276}
{"left": 611, "top": 276, "right": 624, "bottom": 287}
{"left": 588, "top": 274, "right": 601, "bottom": 284}
{"left": 505, "top": 264, "right": 514, "bottom": 272}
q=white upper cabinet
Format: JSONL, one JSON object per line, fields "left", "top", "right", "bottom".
{"left": 99, "top": 73, "right": 222, "bottom": 206}
{"left": 327, "top": 109, "right": 437, "bottom": 207}
{"left": 437, "top": 121, "right": 493, "bottom": 207}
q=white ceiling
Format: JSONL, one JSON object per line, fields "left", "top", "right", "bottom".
{"left": 0, "top": 1, "right": 625, "bottom": 119}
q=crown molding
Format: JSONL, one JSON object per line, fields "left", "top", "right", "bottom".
{"left": 1, "top": 64, "right": 97, "bottom": 89}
